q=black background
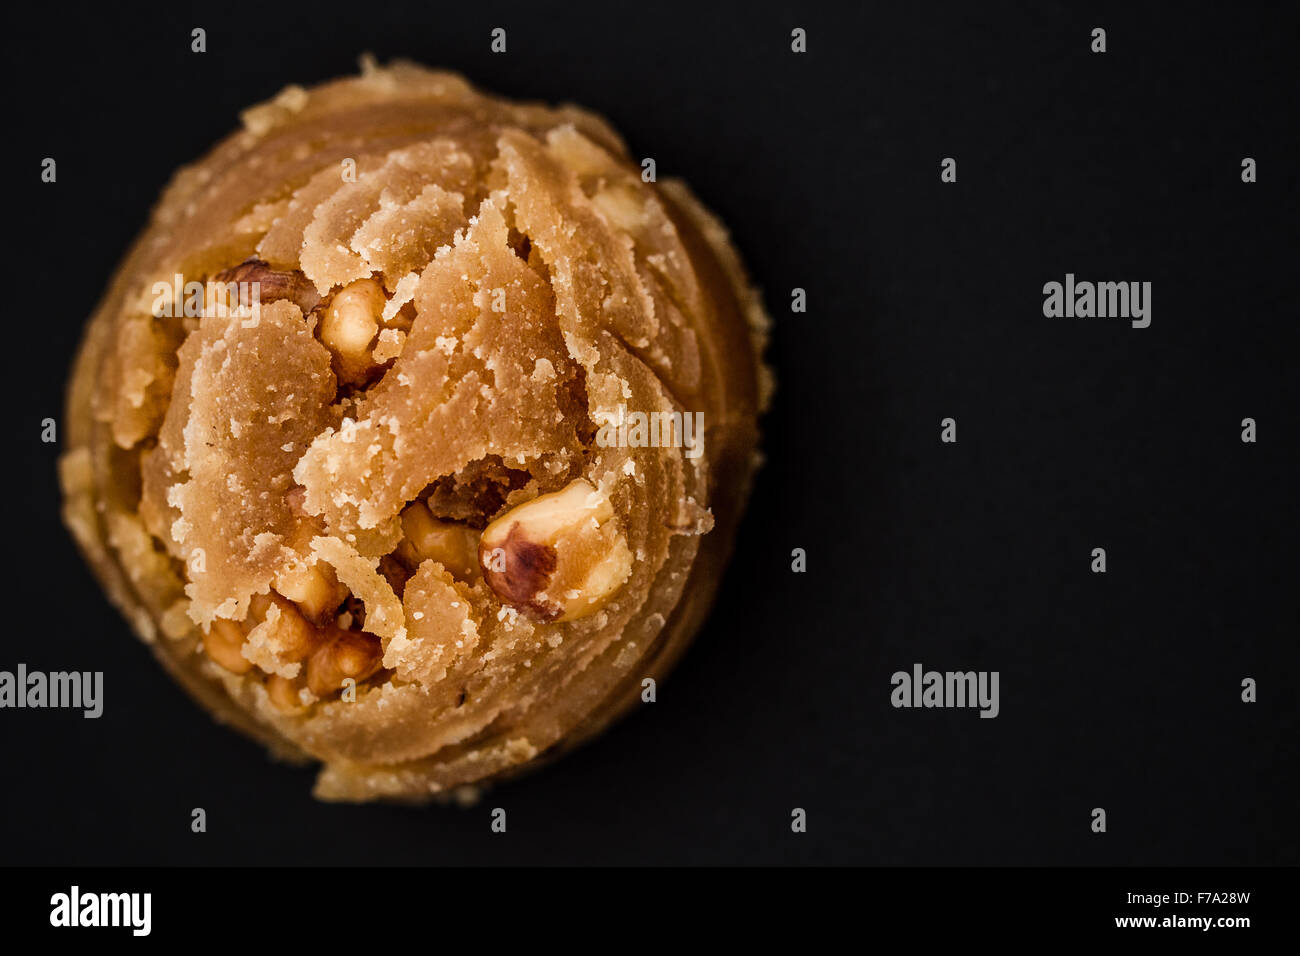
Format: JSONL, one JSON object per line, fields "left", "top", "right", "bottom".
{"left": 4, "top": 0, "right": 1297, "bottom": 866}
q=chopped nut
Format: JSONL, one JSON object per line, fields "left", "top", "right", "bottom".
{"left": 266, "top": 673, "right": 308, "bottom": 712}
{"left": 260, "top": 593, "right": 328, "bottom": 662}
{"left": 397, "top": 499, "right": 480, "bottom": 579}
{"left": 477, "top": 478, "right": 632, "bottom": 622}
{"left": 212, "top": 258, "right": 321, "bottom": 316}
{"left": 203, "top": 618, "right": 254, "bottom": 675}
{"left": 274, "top": 560, "right": 348, "bottom": 625}
{"left": 306, "top": 630, "right": 384, "bottom": 696}
{"left": 206, "top": 593, "right": 328, "bottom": 678}
{"left": 317, "top": 277, "right": 385, "bottom": 384}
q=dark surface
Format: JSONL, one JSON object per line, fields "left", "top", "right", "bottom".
{"left": 5, "top": 0, "right": 1296, "bottom": 865}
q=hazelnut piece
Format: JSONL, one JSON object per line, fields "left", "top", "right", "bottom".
{"left": 397, "top": 499, "right": 480, "bottom": 580}
{"left": 317, "top": 277, "right": 385, "bottom": 383}
{"left": 477, "top": 479, "right": 633, "bottom": 622}
{"left": 212, "top": 258, "right": 322, "bottom": 316}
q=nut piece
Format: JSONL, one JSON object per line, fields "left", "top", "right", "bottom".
{"left": 317, "top": 277, "right": 385, "bottom": 384}
{"left": 258, "top": 593, "right": 329, "bottom": 663}
{"left": 306, "top": 630, "right": 384, "bottom": 697}
{"left": 397, "top": 499, "right": 480, "bottom": 580}
{"left": 266, "top": 673, "right": 308, "bottom": 713}
{"left": 212, "top": 258, "right": 322, "bottom": 316}
{"left": 203, "top": 618, "right": 254, "bottom": 675}
{"left": 478, "top": 478, "right": 633, "bottom": 622}
{"left": 274, "top": 561, "right": 348, "bottom": 626}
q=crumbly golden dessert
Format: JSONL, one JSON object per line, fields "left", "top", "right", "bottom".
{"left": 59, "top": 58, "right": 770, "bottom": 802}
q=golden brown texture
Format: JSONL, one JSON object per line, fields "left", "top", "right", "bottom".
{"left": 60, "top": 58, "right": 770, "bottom": 802}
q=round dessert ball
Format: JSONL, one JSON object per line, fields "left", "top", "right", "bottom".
{"left": 60, "top": 58, "right": 770, "bottom": 802}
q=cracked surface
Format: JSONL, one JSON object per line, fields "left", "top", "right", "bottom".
{"left": 60, "top": 59, "right": 770, "bottom": 803}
